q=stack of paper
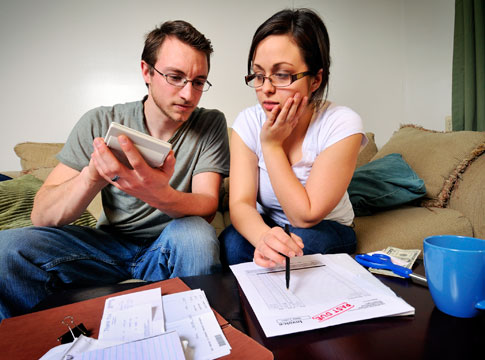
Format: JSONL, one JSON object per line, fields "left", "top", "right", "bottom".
{"left": 40, "top": 288, "right": 231, "bottom": 360}
{"left": 230, "top": 253, "right": 415, "bottom": 337}
{"left": 99, "top": 288, "right": 165, "bottom": 342}
{"left": 163, "top": 289, "right": 232, "bottom": 360}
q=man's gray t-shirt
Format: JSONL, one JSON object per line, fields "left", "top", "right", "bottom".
{"left": 58, "top": 98, "right": 230, "bottom": 239}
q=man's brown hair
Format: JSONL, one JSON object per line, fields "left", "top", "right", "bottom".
{"left": 142, "top": 20, "right": 213, "bottom": 74}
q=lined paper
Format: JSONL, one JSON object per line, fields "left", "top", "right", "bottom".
{"left": 72, "top": 331, "right": 185, "bottom": 360}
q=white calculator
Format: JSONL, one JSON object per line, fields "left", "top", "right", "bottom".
{"left": 104, "top": 122, "right": 172, "bottom": 168}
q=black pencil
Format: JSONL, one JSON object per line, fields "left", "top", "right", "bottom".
{"left": 284, "top": 224, "right": 291, "bottom": 289}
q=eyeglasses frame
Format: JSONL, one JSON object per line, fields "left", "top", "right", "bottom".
{"left": 148, "top": 63, "right": 212, "bottom": 92}
{"left": 245, "top": 71, "right": 313, "bottom": 88}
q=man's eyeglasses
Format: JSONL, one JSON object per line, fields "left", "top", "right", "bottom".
{"left": 149, "top": 64, "right": 212, "bottom": 92}
{"left": 245, "top": 71, "right": 312, "bottom": 88}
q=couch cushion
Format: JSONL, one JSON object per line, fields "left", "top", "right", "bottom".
{"left": 19, "top": 167, "right": 56, "bottom": 182}
{"left": 356, "top": 132, "right": 378, "bottom": 168}
{"left": 348, "top": 153, "right": 426, "bottom": 216}
{"left": 371, "top": 125, "right": 485, "bottom": 206}
{"left": 0, "top": 175, "right": 97, "bottom": 230}
{"left": 210, "top": 211, "right": 226, "bottom": 237}
{"left": 354, "top": 205, "right": 473, "bottom": 255}
{"left": 14, "top": 142, "right": 64, "bottom": 171}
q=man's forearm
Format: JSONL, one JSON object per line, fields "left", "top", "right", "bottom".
{"left": 31, "top": 167, "right": 105, "bottom": 226}
{"left": 149, "top": 186, "right": 219, "bottom": 219}
{"left": 134, "top": 172, "right": 222, "bottom": 220}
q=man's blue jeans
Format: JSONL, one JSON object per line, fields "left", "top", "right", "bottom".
{"left": 220, "top": 216, "right": 356, "bottom": 266}
{"left": 0, "top": 216, "right": 220, "bottom": 321}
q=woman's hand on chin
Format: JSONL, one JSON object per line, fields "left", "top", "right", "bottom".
{"left": 260, "top": 93, "right": 308, "bottom": 147}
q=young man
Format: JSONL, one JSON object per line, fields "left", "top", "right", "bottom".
{"left": 0, "top": 20, "right": 229, "bottom": 321}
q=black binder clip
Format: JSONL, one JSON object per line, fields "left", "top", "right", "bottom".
{"left": 57, "top": 315, "right": 90, "bottom": 344}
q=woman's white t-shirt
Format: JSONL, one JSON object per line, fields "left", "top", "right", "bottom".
{"left": 232, "top": 102, "right": 368, "bottom": 227}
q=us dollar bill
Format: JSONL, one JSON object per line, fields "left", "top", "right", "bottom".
{"left": 369, "top": 246, "right": 421, "bottom": 278}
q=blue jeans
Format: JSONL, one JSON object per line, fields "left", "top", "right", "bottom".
{"left": 220, "top": 216, "right": 356, "bottom": 266}
{"left": 0, "top": 216, "right": 220, "bottom": 321}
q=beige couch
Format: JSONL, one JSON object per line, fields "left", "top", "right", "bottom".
{"left": 2, "top": 125, "right": 484, "bottom": 256}
{"left": 352, "top": 125, "right": 485, "bottom": 254}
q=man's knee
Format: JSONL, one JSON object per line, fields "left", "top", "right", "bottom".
{"left": 0, "top": 227, "right": 38, "bottom": 257}
{"left": 159, "top": 216, "right": 220, "bottom": 272}
{"left": 164, "top": 216, "right": 218, "bottom": 250}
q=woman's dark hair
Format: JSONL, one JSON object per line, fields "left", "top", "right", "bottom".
{"left": 142, "top": 20, "right": 213, "bottom": 73}
{"left": 248, "top": 8, "right": 331, "bottom": 107}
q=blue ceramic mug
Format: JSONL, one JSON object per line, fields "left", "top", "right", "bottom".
{"left": 423, "top": 235, "right": 485, "bottom": 318}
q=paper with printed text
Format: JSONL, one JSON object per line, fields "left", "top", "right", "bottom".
{"left": 230, "top": 253, "right": 414, "bottom": 337}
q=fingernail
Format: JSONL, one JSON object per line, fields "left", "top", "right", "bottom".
{"left": 94, "top": 138, "right": 103, "bottom": 148}
{"left": 119, "top": 135, "right": 128, "bottom": 145}
{"left": 289, "top": 251, "right": 295, "bottom": 257}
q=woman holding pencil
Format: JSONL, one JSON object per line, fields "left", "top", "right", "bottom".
{"left": 220, "top": 8, "right": 367, "bottom": 268}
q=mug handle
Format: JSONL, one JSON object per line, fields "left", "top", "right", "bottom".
{"left": 475, "top": 300, "right": 485, "bottom": 310}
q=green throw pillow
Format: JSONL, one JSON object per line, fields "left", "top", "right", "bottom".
{"left": 348, "top": 153, "right": 427, "bottom": 216}
{"left": 0, "top": 175, "right": 97, "bottom": 230}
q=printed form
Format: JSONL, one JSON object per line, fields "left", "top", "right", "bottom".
{"left": 99, "top": 288, "right": 165, "bottom": 342}
{"left": 230, "top": 253, "right": 414, "bottom": 337}
{"left": 163, "top": 289, "right": 232, "bottom": 360}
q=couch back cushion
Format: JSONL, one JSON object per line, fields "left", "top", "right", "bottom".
{"left": 13, "top": 142, "right": 104, "bottom": 219}
{"left": 371, "top": 125, "right": 485, "bottom": 206}
{"left": 14, "top": 142, "right": 64, "bottom": 181}
{"left": 356, "top": 132, "right": 378, "bottom": 168}
{"left": 14, "top": 142, "right": 64, "bottom": 170}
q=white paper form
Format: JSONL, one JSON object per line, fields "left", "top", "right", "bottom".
{"left": 99, "top": 287, "right": 164, "bottom": 342}
{"left": 230, "top": 253, "right": 414, "bottom": 337}
{"left": 70, "top": 331, "right": 185, "bottom": 360}
{"left": 163, "top": 289, "right": 231, "bottom": 360}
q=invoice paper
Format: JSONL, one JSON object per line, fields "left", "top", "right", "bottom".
{"left": 99, "top": 287, "right": 164, "bottom": 342}
{"left": 163, "top": 289, "right": 231, "bottom": 360}
{"left": 230, "top": 253, "right": 414, "bottom": 337}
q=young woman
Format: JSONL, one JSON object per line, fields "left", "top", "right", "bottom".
{"left": 220, "top": 8, "right": 368, "bottom": 267}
